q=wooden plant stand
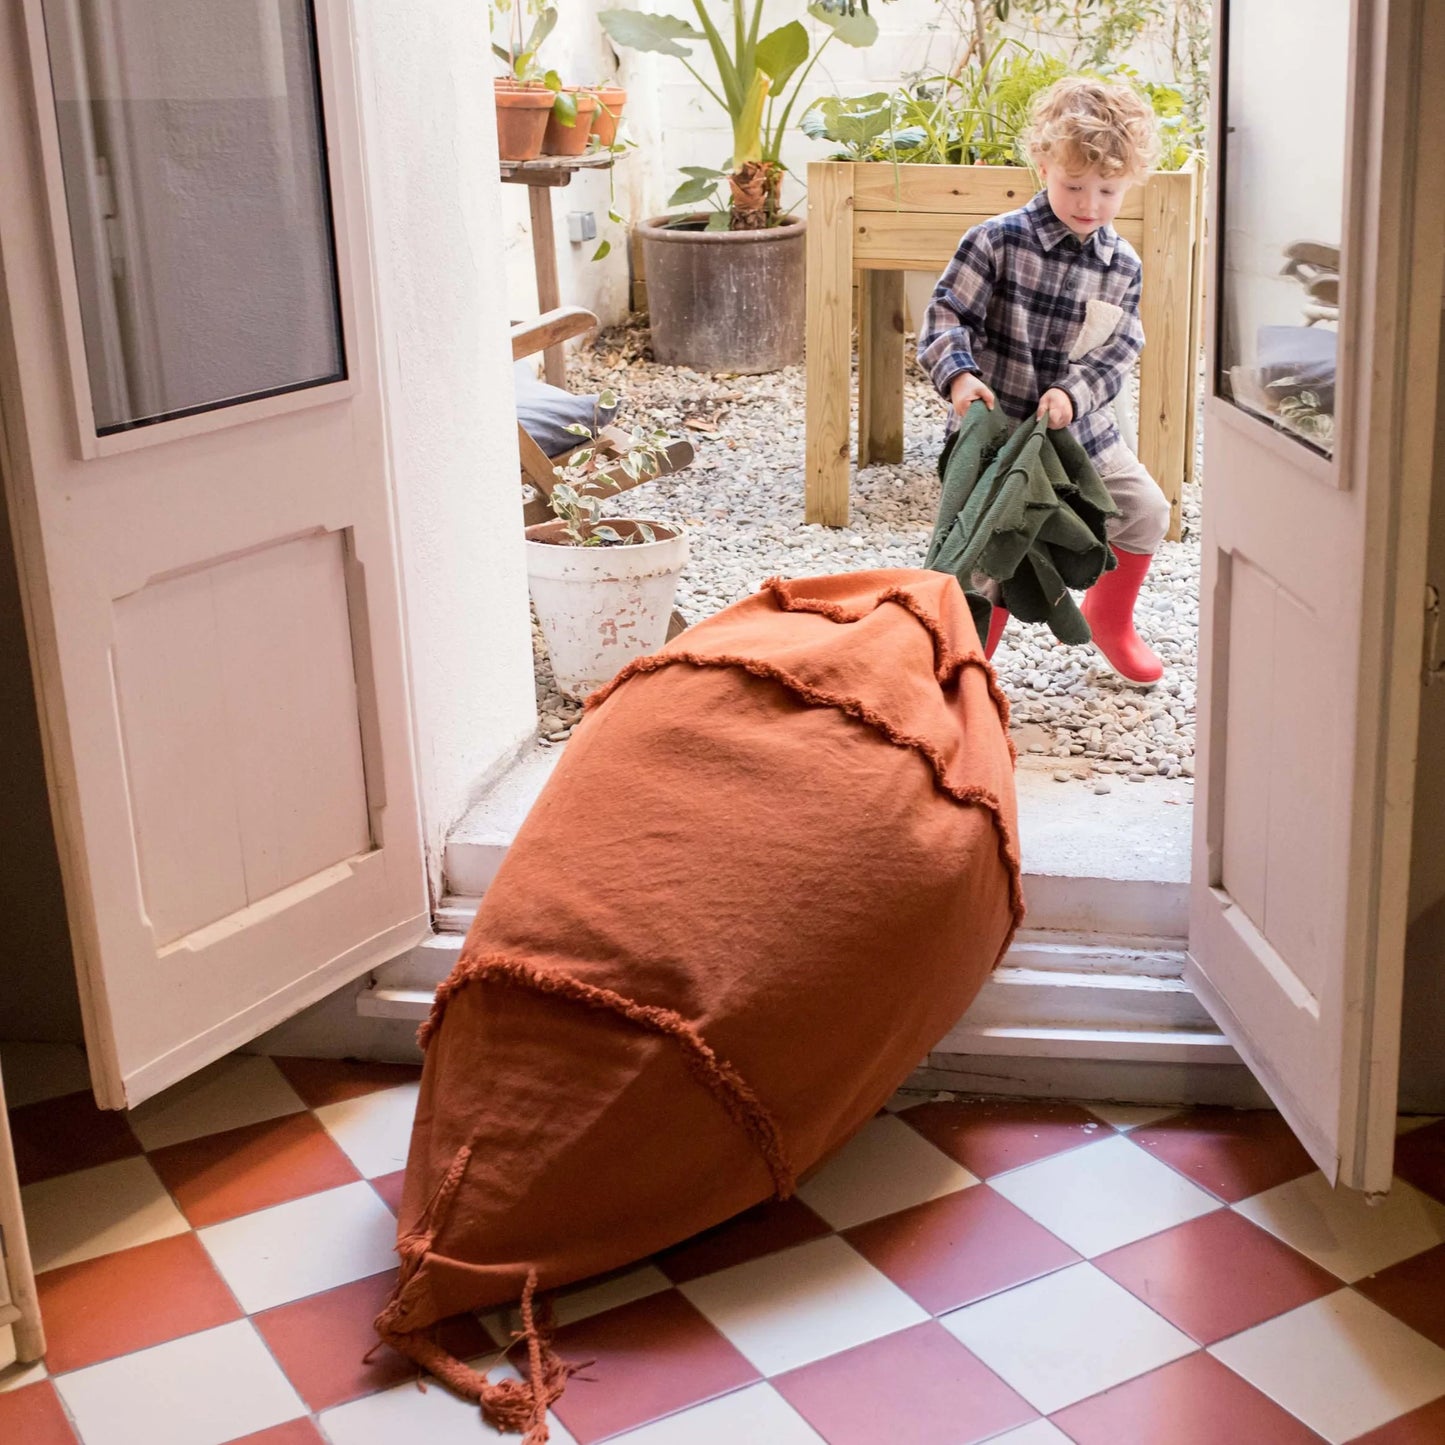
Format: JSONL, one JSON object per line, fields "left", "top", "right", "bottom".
{"left": 804, "top": 160, "right": 1204, "bottom": 538}
{"left": 501, "top": 150, "right": 616, "bottom": 387}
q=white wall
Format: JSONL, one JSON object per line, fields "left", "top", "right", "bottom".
{"left": 354, "top": 0, "right": 538, "bottom": 897}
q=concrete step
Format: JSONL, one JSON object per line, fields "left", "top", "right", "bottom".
{"left": 443, "top": 744, "right": 1193, "bottom": 940}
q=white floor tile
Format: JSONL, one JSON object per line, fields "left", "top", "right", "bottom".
{"left": 607, "top": 1383, "right": 825, "bottom": 1445}
{"left": 679, "top": 1235, "right": 928, "bottom": 1376}
{"left": 1233, "top": 1172, "right": 1445, "bottom": 1282}
{"left": 940, "top": 1262, "right": 1195, "bottom": 1415}
{"left": 322, "top": 1358, "right": 578, "bottom": 1445}
{"left": 197, "top": 1180, "right": 398, "bottom": 1312}
{"left": 1084, "top": 1104, "right": 1183, "bottom": 1131}
{"left": 1210, "top": 1290, "right": 1445, "bottom": 1443}
{"left": 796, "top": 1115, "right": 977, "bottom": 1230}
{"left": 988, "top": 1133, "right": 1219, "bottom": 1256}
{"left": 22, "top": 1156, "right": 189, "bottom": 1273}
{"left": 986, "top": 1423, "right": 1075, "bottom": 1445}
{"left": 0, "top": 1041, "right": 91, "bottom": 1107}
{"left": 314, "top": 1082, "right": 421, "bottom": 1178}
{"left": 54, "top": 1319, "right": 305, "bottom": 1445}
{"left": 127, "top": 1055, "right": 305, "bottom": 1150}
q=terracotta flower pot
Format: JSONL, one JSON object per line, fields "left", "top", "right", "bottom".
{"left": 541, "top": 91, "right": 599, "bottom": 159}
{"left": 589, "top": 85, "right": 628, "bottom": 148}
{"left": 494, "top": 85, "right": 555, "bottom": 162}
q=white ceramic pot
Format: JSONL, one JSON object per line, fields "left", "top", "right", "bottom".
{"left": 525, "top": 518, "right": 689, "bottom": 699}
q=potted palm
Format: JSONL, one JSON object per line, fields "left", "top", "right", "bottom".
{"left": 599, "top": 0, "right": 888, "bottom": 373}
{"left": 525, "top": 404, "right": 689, "bottom": 698}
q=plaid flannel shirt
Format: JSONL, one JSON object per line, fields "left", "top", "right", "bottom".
{"left": 918, "top": 190, "right": 1144, "bottom": 461}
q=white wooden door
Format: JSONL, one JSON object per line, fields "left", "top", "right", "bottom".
{"left": 0, "top": 0, "right": 428, "bottom": 1108}
{"left": 1189, "top": 0, "right": 1445, "bottom": 1190}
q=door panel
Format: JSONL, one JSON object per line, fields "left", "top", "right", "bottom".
{"left": 1189, "top": 0, "right": 1445, "bottom": 1188}
{"left": 0, "top": 0, "right": 428, "bottom": 1107}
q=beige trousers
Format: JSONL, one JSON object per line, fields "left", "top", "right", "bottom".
{"left": 1096, "top": 444, "right": 1171, "bottom": 557}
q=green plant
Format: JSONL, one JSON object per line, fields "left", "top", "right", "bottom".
{"left": 548, "top": 400, "right": 672, "bottom": 545}
{"left": 802, "top": 44, "right": 1068, "bottom": 167}
{"left": 491, "top": 0, "right": 559, "bottom": 87}
{"left": 802, "top": 43, "right": 1193, "bottom": 171}
{"left": 598, "top": 1, "right": 890, "bottom": 229}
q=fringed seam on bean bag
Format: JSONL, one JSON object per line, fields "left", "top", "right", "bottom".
{"left": 583, "top": 650, "right": 1024, "bottom": 931}
{"left": 376, "top": 1266, "right": 574, "bottom": 1444}
{"left": 587, "top": 584, "right": 1017, "bottom": 763}
{"left": 419, "top": 956, "right": 798, "bottom": 1200}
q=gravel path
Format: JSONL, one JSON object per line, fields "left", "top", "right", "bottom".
{"left": 533, "top": 321, "right": 1200, "bottom": 788}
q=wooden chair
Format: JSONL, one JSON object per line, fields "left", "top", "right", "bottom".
{"left": 511, "top": 306, "right": 693, "bottom": 640}
{"left": 511, "top": 306, "right": 694, "bottom": 527}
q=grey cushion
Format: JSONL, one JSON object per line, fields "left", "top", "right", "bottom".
{"left": 1256, "top": 325, "right": 1337, "bottom": 412}
{"left": 514, "top": 363, "right": 620, "bottom": 457}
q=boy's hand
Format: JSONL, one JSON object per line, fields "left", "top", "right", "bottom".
{"left": 1038, "top": 387, "right": 1074, "bottom": 428}
{"left": 950, "top": 372, "right": 996, "bottom": 414}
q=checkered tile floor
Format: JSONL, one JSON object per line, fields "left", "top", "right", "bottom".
{"left": 6, "top": 1045, "right": 1445, "bottom": 1445}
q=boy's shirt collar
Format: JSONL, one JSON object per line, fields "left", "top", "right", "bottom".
{"left": 1025, "top": 189, "right": 1118, "bottom": 264}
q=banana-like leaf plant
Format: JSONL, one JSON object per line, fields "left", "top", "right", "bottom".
{"left": 599, "top": 0, "right": 888, "bottom": 229}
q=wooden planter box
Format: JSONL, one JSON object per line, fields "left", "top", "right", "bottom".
{"left": 804, "top": 160, "right": 1205, "bottom": 538}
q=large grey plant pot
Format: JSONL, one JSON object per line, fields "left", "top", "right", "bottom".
{"left": 637, "top": 213, "right": 806, "bottom": 375}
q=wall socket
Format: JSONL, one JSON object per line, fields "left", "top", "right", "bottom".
{"left": 566, "top": 210, "right": 597, "bottom": 244}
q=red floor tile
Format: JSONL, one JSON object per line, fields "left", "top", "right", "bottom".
{"left": 1394, "top": 1120, "right": 1445, "bottom": 1204}
{"left": 1126, "top": 1107, "right": 1317, "bottom": 1202}
{"left": 844, "top": 1182, "right": 1078, "bottom": 1315}
{"left": 253, "top": 1268, "right": 492, "bottom": 1412}
{"left": 272, "top": 1056, "right": 422, "bottom": 1108}
{"left": 1355, "top": 1244, "right": 1445, "bottom": 1349}
{"left": 35, "top": 1231, "right": 241, "bottom": 1374}
{"left": 654, "top": 1197, "right": 832, "bottom": 1284}
{"left": 9, "top": 1090, "right": 141, "bottom": 1185}
{"left": 550, "top": 1289, "right": 759, "bottom": 1444}
{"left": 148, "top": 1111, "right": 361, "bottom": 1227}
{"left": 1349, "top": 1392, "right": 1445, "bottom": 1443}
{"left": 773, "top": 1320, "right": 1037, "bottom": 1445}
{"left": 371, "top": 1169, "right": 407, "bottom": 1215}
{"left": 0, "top": 1381, "right": 79, "bottom": 1444}
{"left": 1051, "top": 1351, "right": 1327, "bottom": 1444}
{"left": 1093, "top": 1208, "right": 1340, "bottom": 1345}
{"left": 898, "top": 1097, "right": 1105, "bottom": 1178}
{"left": 226, "top": 1423, "right": 327, "bottom": 1444}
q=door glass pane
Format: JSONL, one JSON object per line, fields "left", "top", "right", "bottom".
{"left": 1216, "top": 0, "right": 1349, "bottom": 457}
{"left": 40, "top": 0, "right": 345, "bottom": 436}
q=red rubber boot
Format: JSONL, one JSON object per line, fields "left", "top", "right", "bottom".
{"left": 984, "top": 605, "right": 1009, "bottom": 661}
{"left": 1081, "top": 548, "right": 1163, "bottom": 685}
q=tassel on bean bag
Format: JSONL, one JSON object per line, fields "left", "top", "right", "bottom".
{"left": 374, "top": 568, "right": 1022, "bottom": 1440}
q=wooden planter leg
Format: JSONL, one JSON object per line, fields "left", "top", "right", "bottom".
{"left": 858, "top": 270, "right": 906, "bottom": 466}
{"left": 1138, "top": 172, "right": 1197, "bottom": 542}
{"left": 805, "top": 163, "right": 856, "bottom": 527}
{"left": 527, "top": 185, "right": 567, "bottom": 388}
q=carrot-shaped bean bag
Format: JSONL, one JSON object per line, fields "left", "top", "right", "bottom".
{"left": 374, "top": 569, "right": 1022, "bottom": 1441}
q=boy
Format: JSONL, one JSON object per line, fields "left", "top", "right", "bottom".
{"left": 918, "top": 75, "right": 1170, "bottom": 685}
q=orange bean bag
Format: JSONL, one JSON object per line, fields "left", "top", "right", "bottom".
{"left": 374, "top": 569, "right": 1022, "bottom": 1440}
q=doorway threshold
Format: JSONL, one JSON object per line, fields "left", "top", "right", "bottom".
{"left": 362, "top": 738, "right": 1246, "bottom": 1105}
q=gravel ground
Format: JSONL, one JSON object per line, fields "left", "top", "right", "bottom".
{"left": 532, "top": 320, "right": 1200, "bottom": 788}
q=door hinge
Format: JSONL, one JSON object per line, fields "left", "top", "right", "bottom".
{"left": 1425, "top": 585, "right": 1445, "bottom": 685}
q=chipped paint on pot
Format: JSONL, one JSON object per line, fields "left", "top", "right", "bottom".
{"left": 525, "top": 518, "right": 688, "bottom": 698}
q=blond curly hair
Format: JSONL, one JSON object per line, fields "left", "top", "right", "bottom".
{"left": 1024, "top": 76, "right": 1160, "bottom": 179}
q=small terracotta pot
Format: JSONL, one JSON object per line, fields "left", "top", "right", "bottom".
{"left": 494, "top": 85, "right": 555, "bottom": 162}
{"left": 589, "top": 85, "right": 628, "bottom": 148}
{"left": 541, "top": 91, "right": 599, "bottom": 158}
